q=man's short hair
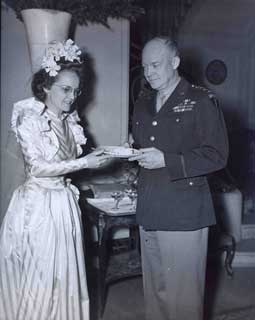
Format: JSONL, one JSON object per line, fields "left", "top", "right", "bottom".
{"left": 151, "top": 36, "right": 179, "bottom": 58}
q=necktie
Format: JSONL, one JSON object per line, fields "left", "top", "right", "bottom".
{"left": 156, "top": 94, "right": 166, "bottom": 112}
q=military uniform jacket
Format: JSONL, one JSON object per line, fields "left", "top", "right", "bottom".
{"left": 132, "top": 78, "right": 229, "bottom": 231}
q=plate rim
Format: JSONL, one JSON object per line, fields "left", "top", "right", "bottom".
{"left": 102, "top": 146, "right": 139, "bottom": 157}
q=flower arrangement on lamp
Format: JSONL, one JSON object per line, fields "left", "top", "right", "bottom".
{"left": 41, "top": 39, "right": 82, "bottom": 76}
{"left": 3, "top": 0, "right": 144, "bottom": 27}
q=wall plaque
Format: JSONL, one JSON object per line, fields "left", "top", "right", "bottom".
{"left": 206, "top": 59, "right": 227, "bottom": 85}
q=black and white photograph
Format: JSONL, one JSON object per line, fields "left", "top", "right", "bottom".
{"left": 1, "top": 1, "right": 255, "bottom": 319}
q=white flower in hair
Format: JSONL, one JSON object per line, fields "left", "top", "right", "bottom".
{"left": 42, "top": 55, "right": 61, "bottom": 77}
{"left": 63, "top": 39, "right": 82, "bottom": 62}
{"left": 41, "top": 39, "right": 82, "bottom": 77}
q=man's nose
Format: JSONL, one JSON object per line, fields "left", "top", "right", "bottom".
{"left": 145, "top": 65, "right": 154, "bottom": 77}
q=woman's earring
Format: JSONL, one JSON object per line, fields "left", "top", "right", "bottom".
{"left": 43, "top": 87, "right": 50, "bottom": 94}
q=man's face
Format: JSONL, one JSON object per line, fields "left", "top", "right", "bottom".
{"left": 142, "top": 40, "right": 178, "bottom": 92}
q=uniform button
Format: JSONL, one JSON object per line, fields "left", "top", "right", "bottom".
{"left": 136, "top": 121, "right": 139, "bottom": 125}
{"left": 189, "top": 181, "right": 194, "bottom": 186}
{"left": 176, "top": 118, "right": 180, "bottom": 123}
{"left": 152, "top": 120, "right": 158, "bottom": 126}
{"left": 150, "top": 136, "right": 155, "bottom": 142}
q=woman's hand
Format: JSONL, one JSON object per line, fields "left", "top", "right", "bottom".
{"left": 85, "top": 149, "right": 111, "bottom": 169}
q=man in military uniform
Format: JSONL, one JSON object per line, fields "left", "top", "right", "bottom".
{"left": 128, "top": 37, "right": 229, "bottom": 320}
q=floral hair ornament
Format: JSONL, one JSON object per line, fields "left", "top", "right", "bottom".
{"left": 41, "top": 39, "right": 82, "bottom": 77}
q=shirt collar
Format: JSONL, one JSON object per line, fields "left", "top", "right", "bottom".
{"left": 157, "top": 76, "right": 182, "bottom": 102}
{"left": 44, "top": 108, "right": 69, "bottom": 121}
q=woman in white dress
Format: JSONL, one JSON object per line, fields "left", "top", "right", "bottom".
{"left": 0, "top": 40, "right": 109, "bottom": 320}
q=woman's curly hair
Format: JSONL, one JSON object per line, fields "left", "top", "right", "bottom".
{"left": 31, "top": 59, "right": 84, "bottom": 102}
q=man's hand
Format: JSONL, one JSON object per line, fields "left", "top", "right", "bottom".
{"left": 128, "top": 147, "right": 166, "bottom": 169}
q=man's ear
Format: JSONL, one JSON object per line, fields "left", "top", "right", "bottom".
{"left": 171, "top": 56, "right": 180, "bottom": 70}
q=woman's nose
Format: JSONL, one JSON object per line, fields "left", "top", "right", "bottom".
{"left": 67, "top": 89, "right": 76, "bottom": 100}
{"left": 70, "top": 91, "right": 75, "bottom": 99}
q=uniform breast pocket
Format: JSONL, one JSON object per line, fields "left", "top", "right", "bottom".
{"left": 159, "top": 112, "right": 195, "bottom": 148}
{"left": 171, "top": 176, "right": 208, "bottom": 190}
{"left": 170, "top": 111, "right": 195, "bottom": 128}
{"left": 166, "top": 112, "right": 197, "bottom": 147}
{"left": 133, "top": 118, "right": 146, "bottom": 147}
{"left": 133, "top": 119, "right": 140, "bottom": 136}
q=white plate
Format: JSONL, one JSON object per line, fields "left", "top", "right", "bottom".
{"left": 103, "top": 146, "right": 140, "bottom": 158}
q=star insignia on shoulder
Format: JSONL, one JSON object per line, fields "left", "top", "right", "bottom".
{"left": 191, "top": 84, "right": 216, "bottom": 99}
{"left": 191, "top": 84, "right": 219, "bottom": 106}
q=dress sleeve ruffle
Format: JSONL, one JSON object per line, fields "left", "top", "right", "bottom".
{"left": 67, "top": 110, "right": 87, "bottom": 156}
{"left": 11, "top": 98, "right": 89, "bottom": 177}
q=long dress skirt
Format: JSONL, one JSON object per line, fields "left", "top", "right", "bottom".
{"left": 0, "top": 177, "right": 89, "bottom": 320}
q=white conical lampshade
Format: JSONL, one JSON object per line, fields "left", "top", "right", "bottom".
{"left": 21, "top": 9, "right": 72, "bottom": 73}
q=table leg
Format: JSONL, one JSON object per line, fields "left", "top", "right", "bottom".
{"left": 97, "top": 216, "right": 110, "bottom": 317}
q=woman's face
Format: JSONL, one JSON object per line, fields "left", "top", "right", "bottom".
{"left": 44, "top": 69, "right": 81, "bottom": 116}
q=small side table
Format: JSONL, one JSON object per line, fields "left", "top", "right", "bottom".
{"left": 79, "top": 193, "right": 142, "bottom": 318}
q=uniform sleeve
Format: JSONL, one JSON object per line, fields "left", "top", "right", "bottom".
{"left": 17, "top": 116, "right": 89, "bottom": 177}
{"left": 164, "top": 96, "right": 229, "bottom": 180}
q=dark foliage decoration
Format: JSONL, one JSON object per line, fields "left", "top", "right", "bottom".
{"left": 2, "top": 0, "right": 144, "bottom": 27}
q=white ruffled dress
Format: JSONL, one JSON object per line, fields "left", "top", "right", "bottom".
{"left": 0, "top": 98, "right": 90, "bottom": 320}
